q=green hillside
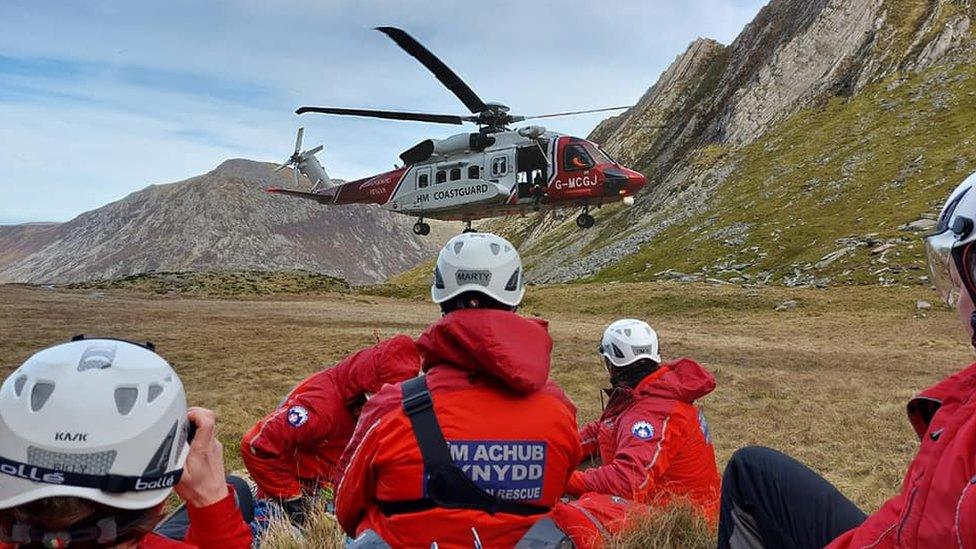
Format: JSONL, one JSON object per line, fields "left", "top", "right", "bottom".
{"left": 592, "top": 55, "right": 976, "bottom": 286}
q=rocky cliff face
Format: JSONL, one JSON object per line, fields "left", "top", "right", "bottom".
{"left": 0, "top": 159, "right": 445, "bottom": 284}
{"left": 514, "top": 0, "right": 976, "bottom": 285}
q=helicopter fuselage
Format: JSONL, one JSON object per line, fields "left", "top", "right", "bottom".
{"left": 284, "top": 130, "right": 646, "bottom": 223}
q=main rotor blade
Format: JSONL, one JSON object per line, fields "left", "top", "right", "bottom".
{"left": 303, "top": 145, "right": 324, "bottom": 157}
{"left": 375, "top": 26, "right": 487, "bottom": 114}
{"left": 273, "top": 162, "right": 290, "bottom": 173}
{"left": 293, "top": 166, "right": 300, "bottom": 187}
{"left": 296, "top": 106, "right": 465, "bottom": 125}
{"left": 294, "top": 127, "right": 304, "bottom": 155}
{"left": 520, "top": 106, "right": 632, "bottom": 121}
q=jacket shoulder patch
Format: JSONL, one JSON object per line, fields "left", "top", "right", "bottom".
{"left": 287, "top": 405, "right": 309, "bottom": 427}
{"left": 631, "top": 420, "right": 655, "bottom": 440}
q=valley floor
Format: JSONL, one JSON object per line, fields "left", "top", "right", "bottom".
{"left": 0, "top": 281, "right": 970, "bottom": 513}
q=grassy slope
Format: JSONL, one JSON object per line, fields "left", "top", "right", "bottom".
{"left": 592, "top": 55, "right": 976, "bottom": 285}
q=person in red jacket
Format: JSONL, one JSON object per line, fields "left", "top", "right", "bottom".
{"left": 716, "top": 172, "right": 976, "bottom": 549}
{"left": 565, "top": 319, "right": 721, "bottom": 521}
{"left": 240, "top": 335, "right": 420, "bottom": 519}
{"left": 336, "top": 232, "right": 581, "bottom": 548}
{"left": 0, "top": 337, "right": 251, "bottom": 549}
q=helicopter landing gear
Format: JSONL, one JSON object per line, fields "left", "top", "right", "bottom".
{"left": 576, "top": 208, "right": 595, "bottom": 229}
{"left": 413, "top": 219, "right": 431, "bottom": 236}
{"left": 462, "top": 220, "right": 475, "bottom": 233}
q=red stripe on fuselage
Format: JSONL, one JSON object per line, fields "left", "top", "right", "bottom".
{"left": 333, "top": 167, "right": 409, "bottom": 205}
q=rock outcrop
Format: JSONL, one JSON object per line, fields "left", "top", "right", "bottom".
{"left": 514, "top": 0, "right": 976, "bottom": 284}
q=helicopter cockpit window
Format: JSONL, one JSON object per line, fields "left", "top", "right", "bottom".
{"left": 563, "top": 144, "right": 594, "bottom": 171}
{"left": 468, "top": 165, "right": 480, "bottom": 180}
{"left": 491, "top": 156, "right": 508, "bottom": 177}
{"left": 583, "top": 142, "right": 613, "bottom": 165}
{"left": 449, "top": 168, "right": 461, "bottom": 181}
{"left": 418, "top": 173, "right": 429, "bottom": 188}
{"left": 435, "top": 170, "right": 447, "bottom": 184}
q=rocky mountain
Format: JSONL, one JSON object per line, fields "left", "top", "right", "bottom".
{"left": 0, "top": 159, "right": 449, "bottom": 285}
{"left": 507, "top": 0, "right": 976, "bottom": 287}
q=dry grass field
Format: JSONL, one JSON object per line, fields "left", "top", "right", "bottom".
{"left": 1, "top": 280, "right": 971, "bottom": 545}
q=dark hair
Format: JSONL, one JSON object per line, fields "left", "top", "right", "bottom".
{"left": 607, "top": 357, "right": 661, "bottom": 389}
{"left": 440, "top": 291, "right": 516, "bottom": 315}
{"left": 0, "top": 497, "right": 164, "bottom": 548}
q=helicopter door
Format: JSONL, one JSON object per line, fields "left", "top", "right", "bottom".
{"left": 516, "top": 145, "right": 547, "bottom": 200}
{"left": 488, "top": 152, "right": 514, "bottom": 190}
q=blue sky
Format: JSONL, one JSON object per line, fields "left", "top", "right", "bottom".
{"left": 0, "top": 0, "right": 766, "bottom": 224}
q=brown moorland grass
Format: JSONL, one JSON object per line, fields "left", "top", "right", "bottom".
{"left": 0, "top": 281, "right": 970, "bottom": 546}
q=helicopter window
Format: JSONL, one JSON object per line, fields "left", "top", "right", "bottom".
{"left": 468, "top": 165, "right": 480, "bottom": 179}
{"left": 450, "top": 168, "right": 461, "bottom": 181}
{"left": 418, "top": 173, "right": 429, "bottom": 188}
{"left": 584, "top": 142, "right": 613, "bottom": 165}
{"left": 491, "top": 156, "right": 508, "bottom": 177}
{"left": 563, "top": 144, "right": 594, "bottom": 171}
{"left": 435, "top": 170, "right": 447, "bottom": 184}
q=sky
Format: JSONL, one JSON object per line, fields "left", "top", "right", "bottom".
{"left": 0, "top": 0, "right": 766, "bottom": 224}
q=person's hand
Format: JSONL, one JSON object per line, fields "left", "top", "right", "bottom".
{"left": 175, "top": 407, "right": 229, "bottom": 508}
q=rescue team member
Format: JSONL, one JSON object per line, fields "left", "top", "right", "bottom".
{"left": 0, "top": 338, "right": 252, "bottom": 548}
{"left": 240, "top": 336, "right": 420, "bottom": 520}
{"left": 336, "top": 233, "right": 581, "bottom": 548}
{"left": 564, "top": 320, "right": 721, "bottom": 520}
{"left": 717, "top": 173, "right": 976, "bottom": 549}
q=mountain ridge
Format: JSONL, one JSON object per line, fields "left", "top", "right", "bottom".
{"left": 0, "top": 159, "right": 449, "bottom": 285}
{"left": 504, "top": 0, "right": 976, "bottom": 287}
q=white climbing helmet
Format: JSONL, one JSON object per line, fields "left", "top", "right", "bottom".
{"left": 600, "top": 319, "right": 661, "bottom": 367}
{"left": 431, "top": 232, "right": 525, "bottom": 307}
{"left": 0, "top": 338, "right": 189, "bottom": 510}
{"left": 925, "top": 171, "right": 976, "bottom": 307}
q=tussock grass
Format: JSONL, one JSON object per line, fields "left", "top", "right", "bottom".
{"left": 606, "top": 502, "right": 714, "bottom": 549}
{"left": 258, "top": 503, "right": 344, "bottom": 549}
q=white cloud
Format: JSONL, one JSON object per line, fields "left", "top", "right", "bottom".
{"left": 0, "top": 0, "right": 766, "bottom": 222}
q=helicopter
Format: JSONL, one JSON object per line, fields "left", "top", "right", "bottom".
{"left": 269, "top": 27, "right": 647, "bottom": 236}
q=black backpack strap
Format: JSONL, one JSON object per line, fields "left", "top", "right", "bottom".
{"left": 380, "top": 376, "right": 549, "bottom": 517}
{"left": 401, "top": 376, "right": 453, "bottom": 470}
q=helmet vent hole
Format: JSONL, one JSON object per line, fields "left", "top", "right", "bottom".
{"left": 490, "top": 243, "right": 501, "bottom": 255}
{"left": 147, "top": 384, "right": 164, "bottom": 403}
{"left": 13, "top": 375, "right": 27, "bottom": 397}
{"left": 114, "top": 387, "right": 139, "bottom": 415}
{"left": 505, "top": 268, "right": 520, "bottom": 291}
{"left": 30, "top": 382, "right": 55, "bottom": 412}
{"left": 453, "top": 241, "right": 464, "bottom": 254}
{"left": 612, "top": 344, "right": 626, "bottom": 359}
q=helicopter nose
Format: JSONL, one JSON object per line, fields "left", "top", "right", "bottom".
{"left": 603, "top": 167, "right": 647, "bottom": 197}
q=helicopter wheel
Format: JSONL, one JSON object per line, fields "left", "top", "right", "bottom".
{"left": 413, "top": 220, "right": 431, "bottom": 236}
{"left": 576, "top": 212, "right": 595, "bottom": 229}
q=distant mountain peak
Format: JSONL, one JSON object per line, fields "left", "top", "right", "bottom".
{"left": 0, "top": 159, "right": 443, "bottom": 285}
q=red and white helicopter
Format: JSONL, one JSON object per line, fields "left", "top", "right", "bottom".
{"left": 269, "top": 27, "right": 647, "bottom": 235}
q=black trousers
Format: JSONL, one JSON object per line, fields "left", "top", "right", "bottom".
{"left": 717, "top": 446, "right": 868, "bottom": 549}
{"left": 154, "top": 475, "right": 255, "bottom": 540}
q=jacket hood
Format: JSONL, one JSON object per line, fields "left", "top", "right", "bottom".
{"left": 416, "top": 309, "right": 552, "bottom": 394}
{"left": 635, "top": 358, "right": 716, "bottom": 403}
{"left": 331, "top": 334, "right": 421, "bottom": 402}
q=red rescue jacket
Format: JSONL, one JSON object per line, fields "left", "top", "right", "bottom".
{"left": 827, "top": 362, "right": 976, "bottom": 549}
{"left": 336, "top": 309, "right": 581, "bottom": 548}
{"left": 0, "top": 485, "right": 251, "bottom": 549}
{"left": 241, "top": 336, "right": 420, "bottom": 499}
{"left": 566, "top": 359, "right": 721, "bottom": 522}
